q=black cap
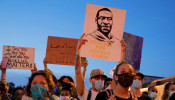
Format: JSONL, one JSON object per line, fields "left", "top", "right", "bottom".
{"left": 135, "top": 72, "right": 144, "bottom": 80}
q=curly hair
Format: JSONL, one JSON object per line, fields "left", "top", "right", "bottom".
{"left": 59, "top": 75, "right": 75, "bottom": 84}
{"left": 25, "top": 70, "right": 55, "bottom": 97}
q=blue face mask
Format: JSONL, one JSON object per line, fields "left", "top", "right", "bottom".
{"left": 94, "top": 80, "right": 104, "bottom": 91}
{"left": 31, "top": 83, "right": 50, "bottom": 100}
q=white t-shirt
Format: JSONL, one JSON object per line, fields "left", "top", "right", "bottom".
{"left": 79, "top": 87, "right": 98, "bottom": 100}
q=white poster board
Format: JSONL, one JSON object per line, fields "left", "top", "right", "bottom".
{"left": 80, "top": 4, "right": 126, "bottom": 62}
{"left": 2, "top": 45, "right": 35, "bottom": 69}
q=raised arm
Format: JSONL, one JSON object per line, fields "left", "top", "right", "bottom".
{"left": 43, "top": 57, "right": 48, "bottom": 70}
{"left": 75, "top": 34, "right": 88, "bottom": 96}
{"left": 81, "top": 57, "right": 88, "bottom": 80}
{"left": 0, "top": 63, "right": 7, "bottom": 83}
{"left": 119, "top": 39, "right": 126, "bottom": 63}
{"left": 31, "top": 63, "right": 37, "bottom": 73}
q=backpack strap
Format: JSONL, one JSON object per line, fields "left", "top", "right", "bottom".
{"left": 87, "top": 88, "right": 92, "bottom": 100}
{"left": 130, "top": 92, "right": 138, "bottom": 100}
{"left": 105, "top": 89, "right": 113, "bottom": 99}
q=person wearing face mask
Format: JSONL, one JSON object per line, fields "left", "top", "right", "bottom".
{"left": 148, "top": 86, "right": 158, "bottom": 100}
{"left": 162, "top": 81, "right": 175, "bottom": 100}
{"left": 95, "top": 61, "right": 138, "bottom": 100}
{"left": 130, "top": 72, "right": 151, "bottom": 100}
{"left": 21, "top": 70, "right": 59, "bottom": 100}
{"left": 75, "top": 34, "right": 107, "bottom": 100}
{"left": 60, "top": 86, "right": 71, "bottom": 100}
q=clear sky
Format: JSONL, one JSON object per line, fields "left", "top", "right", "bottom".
{"left": 0, "top": 0, "right": 175, "bottom": 87}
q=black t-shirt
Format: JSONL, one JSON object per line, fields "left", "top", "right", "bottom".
{"left": 95, "top": 89, "right": 135, "bottom": 100}
{"left": 138, "top": 93, "right": 151, "bottom": 100}
{"left": 115, "top": 95, "right": 132, "bottom": 100}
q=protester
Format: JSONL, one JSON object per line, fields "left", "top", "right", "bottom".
{"left": 11, "top": 86, "right": 25, "bottom": 100}
{"left": 0, "top": 64, "right": 10, "bottom": 100}
{"left": 162, "top": 81, "right": 175, "bottom": 100}
{"left": 148, "top": 86, "right": 158, "bottom": 100}
{"left": 95, "top": 61, "right": 137, "bottom": 100}
{"left": 60, "top": 86, "right": 71, "bottom": 100}
{"left": 130, "top": 72, "right": 151, "bottom": 100}
{"left": 105, "top": 39, "right": 127, "bottom": 90}
{"left": 21, "top": 70, "right": 59, "bottom": 100}
{"left": 0, "top": 81, "right": 10, "bottom": 100}
{"left": 75, "top": 34, "right": 107, "bottom": 100}
{"left": 103, "top": 77, "right": 112, "bottom": 90}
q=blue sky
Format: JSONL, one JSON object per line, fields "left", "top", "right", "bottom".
{"left": 0, "top": 0, "right": 175, "bottom": 87}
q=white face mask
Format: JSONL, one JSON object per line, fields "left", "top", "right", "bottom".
{"left": 149, "top": 92, "right": 157, "bottom": 99}
{"left": 131, "top": 79, "right": 142, "bottom": 89}
{"left": 169, "top": 91, "right": 175, "bottom": 97}
{"left": 94, "top": 80, "right": 104, "bottom": 91}
{"left": 60, "top": 96, "right": 70, "bottom": 100}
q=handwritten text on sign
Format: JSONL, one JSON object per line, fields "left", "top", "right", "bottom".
{"left": 2, "top": 45, "right": 35, "bottom": 69}
{"left": 46, "top": 36, "right": 78, "bottom": 66}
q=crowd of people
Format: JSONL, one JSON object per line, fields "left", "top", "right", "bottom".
{"left": 0, "top": 34, "right": 175, "bottom": 100}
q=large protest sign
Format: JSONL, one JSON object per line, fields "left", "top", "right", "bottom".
{"left": 80, "top": 4, "right": 126, "bottom": 62}
{"left": 46, "top": 36, "right": 78, "bottom": 66}
{"left": 2, "top": 45, "right": 35, "bottom": 69}
{"left": 123, "top": 32, "right": 144, "bottom": 70}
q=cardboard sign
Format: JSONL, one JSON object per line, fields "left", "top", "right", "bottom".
{"left": 2, "top": 45, "right": 35, "bottom": 69}
{"left": 46, "top": 36, "right": 78, "bottom": 66}
{"left": 123, "top": 32, "right": 144, "bottom": 70}
{"left": 80, "top": 4, "right": 126, "bottom": 62}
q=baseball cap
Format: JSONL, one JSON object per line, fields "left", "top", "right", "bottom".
{"left": 90, "top": 69, "right": 107, "bottom": 78}
{"left": 135, "top": 72, "right": 144, "bottom": 80}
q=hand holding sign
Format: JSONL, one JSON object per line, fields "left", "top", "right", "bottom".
{"left": 43, "top": 57, "right": 49, "bottom": 69}
{"left": 31, "top": 63, "right": 37, "bottom": 73}
{"left": 120, "top": 39, "right": 126, "bottom": 53}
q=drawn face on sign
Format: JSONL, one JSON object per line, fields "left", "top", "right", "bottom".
{"left": 96, "top": 8, "right": 113, "bottom": 37}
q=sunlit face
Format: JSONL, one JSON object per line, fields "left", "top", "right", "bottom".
{"left": 97, "top": 10, "right": 113, "bottom": 36}
{"left": 114, "top": 64, "right": 134, "bottom": 82}
{"left": 90, "top": 76, "right": 105, "bottom": 88}
{"left": 169, "top": 84, "right": 175, "bottom": 91}
{"left": 118, "top": 64, "right": 134, "bottom": 75}
{"left": 31, "top": 75, "right": 49, "bottom": 91}
{"left": 133, "top": 75, "right": 142, "bottom": 81}
{"left": 63, "top": 77, "right": 70, "bottom": 83}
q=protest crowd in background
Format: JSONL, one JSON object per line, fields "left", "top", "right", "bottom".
{"left": 1, "top": 34, "right": 175, "bottom": 100}
{"left": 0, "top": 3, "right": 175, "bottom": 100}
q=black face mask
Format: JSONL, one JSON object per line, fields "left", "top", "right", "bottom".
{"left": 117, "top": 73, "right": 134, "bottom": 87}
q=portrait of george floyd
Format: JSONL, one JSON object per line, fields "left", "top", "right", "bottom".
{"left": 80, "top": 4, "right": 126, "bottom": 62}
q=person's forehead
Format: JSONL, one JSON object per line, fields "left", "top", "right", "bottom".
{"left": 32, "top": 75, "right": 47, "bottom": 82}
{"left": 134, "top": 75, "right": 141, "bottom": 79}
{"left": 99, "top": 11, "right": 112, "bottom": 17}
{"left": 119, "top": 64, "right": 133, "bottom": 70}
